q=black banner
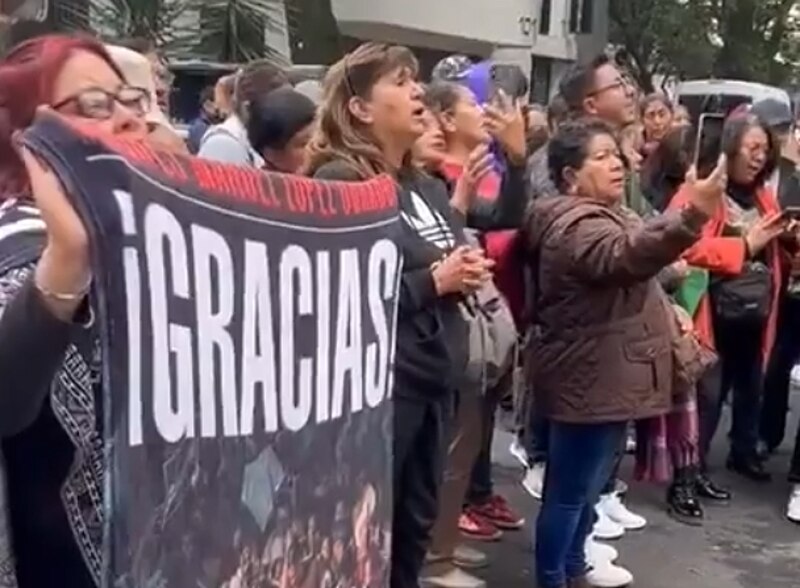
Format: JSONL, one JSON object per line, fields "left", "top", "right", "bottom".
{"left": 24, "top": 117, "right": 400, "bottom": 588}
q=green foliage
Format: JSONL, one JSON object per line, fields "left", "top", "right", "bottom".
{"left": 52, "top": 0, "right": 289, "bottom": 62}
{"left": 710, "top": 0, "right": 798, "bottom": 84}
{"left": 196, "top": 0, "right": 289, "bottom": 62}
{"left": 609, "top": 0, "right": 716, "bottom": 92}
{"left": 285, "top": 0, "right": 344, "bottom": 64}
{"left": 610, "top": 0, "right": 800, "bottom": 91}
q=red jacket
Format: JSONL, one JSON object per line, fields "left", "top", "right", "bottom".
{"left": 667, "top": 184, "right": 784, "bottom": 365}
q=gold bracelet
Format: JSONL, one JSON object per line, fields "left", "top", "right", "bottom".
{"left": 34, "top": 273, "right": 93, "bottom": 302}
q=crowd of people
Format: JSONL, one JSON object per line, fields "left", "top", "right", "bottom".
{"left": 0, "top": 26, "right": 797, "bottom": 588}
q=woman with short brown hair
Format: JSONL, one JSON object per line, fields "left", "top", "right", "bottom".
{"left": 525, "top": 118, "right": 725, "bottom": 588}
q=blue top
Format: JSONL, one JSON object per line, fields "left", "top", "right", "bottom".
{"left": 187, "top": 115, "right": 211, "bottom": 154}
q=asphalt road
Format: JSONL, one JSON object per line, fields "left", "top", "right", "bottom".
{"left": 474, "top": 408, "right": 800, "bottom": 588}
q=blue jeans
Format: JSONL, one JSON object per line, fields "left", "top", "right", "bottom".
{"left": 535, "top": 421, "right": 627, "bottom": 588}
{"left": 524, "top": 410, "right": 550, "bottom": 465}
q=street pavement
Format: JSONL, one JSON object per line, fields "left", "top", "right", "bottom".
{"left": 474, "top": 410, "right": 800, "bottom": 588}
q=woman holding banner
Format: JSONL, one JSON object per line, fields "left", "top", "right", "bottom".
{"left": 0, "top": 35, "right": 152, "bottom": 588}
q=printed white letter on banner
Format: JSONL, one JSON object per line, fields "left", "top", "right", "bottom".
{"left": 365, "top": 239, "right": 399, "bottom": 408}
{"left": 240, "top": 240, "right": 279, "bottom": 434}
{"left": 192, "top": 224, "right": 238, "bottom": 438}
{"left": 279, "top": 244, "right": 314, "bottom": 431}
{"left": 145, "top": 203, "right": 195, "bottom": 442}
{"left": 331, "top": 248, "right": 363, "bottom": 419}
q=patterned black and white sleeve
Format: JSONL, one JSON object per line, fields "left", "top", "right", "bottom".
{"left": 0, "top": 264, "right": 76, "bottom": 436}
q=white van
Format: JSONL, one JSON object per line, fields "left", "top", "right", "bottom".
{"left": 675, "top": 79, "right": 792, "bottom": 120}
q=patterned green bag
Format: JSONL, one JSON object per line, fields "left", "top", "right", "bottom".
{"left": 675, "top": 267, "right": 709, "bottom": 317}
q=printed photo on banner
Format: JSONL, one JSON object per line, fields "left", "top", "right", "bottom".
{"left": 22, "top": 114, "right": 401, "bottom": 588}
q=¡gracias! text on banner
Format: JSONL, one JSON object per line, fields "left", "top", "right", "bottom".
{"left": 114, "top": 190, "right": 401, "bottom": 447}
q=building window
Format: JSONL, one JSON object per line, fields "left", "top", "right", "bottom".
{"left": 531, "top": 57, "right": 551, "bottom": 105}
{"left": 580, "top": 0, "right": 593, "bottom": 33}
{"left": 539, "top": 0, "right": 551, "bottom": 35}
{"left": 570, "top": 0, "right": 593, "bottom": 34}
{"left": 569, "top": 0, "right": 580, "bottom": 32}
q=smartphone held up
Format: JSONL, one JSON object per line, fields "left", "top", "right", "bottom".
{"left": 489, "top": 63, "right": 528, "bottom": 104}
{"left": 782, "top": 207, "right": 800, "bottom": 222}
{"left": 693, "top": 112, "right": 725, "bottom": 179}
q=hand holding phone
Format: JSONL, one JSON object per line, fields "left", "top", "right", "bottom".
{"left": 780, "top": 209, "right": 800, "bottom": 244}
{"left": 686, "top": 154, "right": 727, "bottom": 217}
{"left": 745, "top": 212, "right": 787, "bottom": 257}
{"left": 484, "top": 92, "right": 527, "bottom": 164}
{"left": 489, "top": 64, "right": 527, "bottom": 102}
{"left": 451, "top": 144, "right": 493, "bottom": 213}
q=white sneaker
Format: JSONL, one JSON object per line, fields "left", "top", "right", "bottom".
{"left": 521, "top": 463, "right": 546, "bottom": 500}
{"left": 453, "top": 544, "right": 488, "bottom": 569}
{"left": 586, "top": 561, "right": 634, "bottom": 587}
{"left": 625, "top": 434, "right": 636, "bottom": 454}
{"left": 420, "top": 568, "right": 487, "bottom": 588}
{"left": 787, "top": 485, "right": 800, "bottom": 523}
{"left": 509, "top": 439, "right": 529, "bottom": 469}
{"left": 593, "top": 502, "right": 625, "bottom": 540}
{"left": 599, "top": 493, "right": 647, "bottom": 531}
{"left": 585, "top": 534, "right": 619, "bottom": 564}
{"left": 791, "top": 365, "right": 800, "bottom": 388}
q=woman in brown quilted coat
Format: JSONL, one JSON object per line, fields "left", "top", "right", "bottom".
{"left": 524, "top": 118, "right": 727, "bottom": 588}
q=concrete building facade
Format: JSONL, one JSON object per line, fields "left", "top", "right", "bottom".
{"left": 331, "top": 0, "right": 609, "bottom": 102}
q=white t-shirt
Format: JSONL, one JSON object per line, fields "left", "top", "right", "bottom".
{"left": 197, "top": 115, "right": 264, "bottom": 167}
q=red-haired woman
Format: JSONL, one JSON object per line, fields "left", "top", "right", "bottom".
{"left": 0, "top": 35, "right": 149, "bottom": 587}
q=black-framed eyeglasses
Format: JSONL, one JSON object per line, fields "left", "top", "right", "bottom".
{"left": 588, "top": 79, "right": 627, "bottom": 97}
{"left": 52, "top": 86, "right": 151, "bottom": 120}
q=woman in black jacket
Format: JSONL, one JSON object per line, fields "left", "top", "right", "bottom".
{"left": 305, "top": 42, "right": 526, "bottom": 587}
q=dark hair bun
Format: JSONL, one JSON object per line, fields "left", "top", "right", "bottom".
{"left": 246, "top": 87, "right": 317, "bottom": 152}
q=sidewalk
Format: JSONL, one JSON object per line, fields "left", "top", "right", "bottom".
{"left": 475, "top": 425, "right": 800, "bottom": 587}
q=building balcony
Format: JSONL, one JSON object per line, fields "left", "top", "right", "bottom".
{"left": 330, "top": 0, "right": 535, "bottom": 54}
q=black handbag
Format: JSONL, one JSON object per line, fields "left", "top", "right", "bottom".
{"left": 710, "top": 261, "right": 772, "bottom": 323}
